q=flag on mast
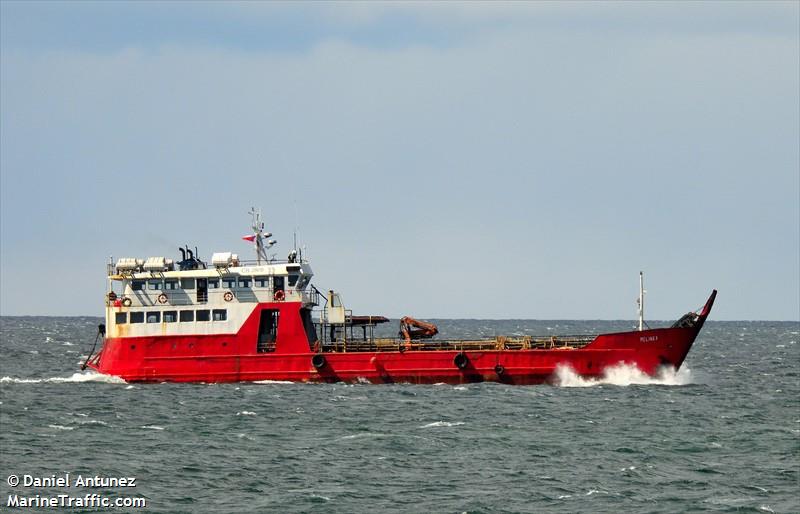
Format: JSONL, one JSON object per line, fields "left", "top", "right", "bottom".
{"left": 242, "top": 235, "right": 256, "bottom": 242}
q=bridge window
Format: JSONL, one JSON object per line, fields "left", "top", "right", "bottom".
{"left": 213, "top": 309, "right": 227, "bottom": 321}
{"left": 255, "top": 276, "right": 269, "bottom": 288}
{"left": 222, "top": 278, "right": 236, "bottom": 289}
{"left": 164, "top": 280, "right": 178, "bottom": 290}
{"left": 179, "top": 310, "right": 194, "bottom": 322}
{"left": 164, "top": 311, "right": 177, "bottom": 323}
{"left": 196, "top": 310, "right": 210, "bottom": 322}
{"left": 288, "top": 274, "right": 299, "bottom": 287}
{"left": 115, "top": 313, "right": 127, "bottom": 324}
{"left": 238, "top": 277, "right": 251, "bottom": 288}
{"left": 208, "top": 279, "right": 219, "bottom": 289}
{"left": 147, "top": 312, "right": 161, "bottom": 323}
{"left": 274, "top": 276, "right": 284, "bottom": 292}
{"left": 147, "top": 280, "right": 162, "bottom": 290}
{"left": 180, "top": 278, "right": 195, "bottom": 290}
{"left": 131, "top": 280, "right": 144, "bottom": 291}
{"left": 130, "top": 312, "right": 144, "bottom": 324}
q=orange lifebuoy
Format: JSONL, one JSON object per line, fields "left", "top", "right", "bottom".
{"left": 224, "top": 291, "right": 234, "bottom": 302}
{"left": 157, "top": 293, "right": 168, "bottom": 304}
{"left": 274, "top": 290, "right": 285, "bottom": 302}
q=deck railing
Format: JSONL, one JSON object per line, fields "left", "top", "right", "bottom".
{"left": 106, "top": 287, "right": 320, "bottom": 307}
{"left": 318, "top": 335, "right": 596, "bottom": 353}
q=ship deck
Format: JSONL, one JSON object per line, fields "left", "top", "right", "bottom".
{"left": 321, "top": 335, "right": 596, "bottom": 353}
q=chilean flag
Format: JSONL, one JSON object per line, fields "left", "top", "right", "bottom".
{"left": 242, "top": 235, "right": 257, "bottom": 242}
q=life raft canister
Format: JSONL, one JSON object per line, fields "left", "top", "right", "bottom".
{"left": 274, "top": 290, "right": 285, "bottom": 302}
{"left": 223, "top": 291, "right": 234, "bottom": 302}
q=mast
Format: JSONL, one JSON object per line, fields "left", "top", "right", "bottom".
{"left": 637, "top": 271, "right": 645, "bottom": 331}
{"left": 247, "top": 207, "right": 276, "bottom": 264}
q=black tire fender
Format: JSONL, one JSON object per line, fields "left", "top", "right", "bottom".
{"left": 311, "top": 354, "right": 326, "bottom": 370}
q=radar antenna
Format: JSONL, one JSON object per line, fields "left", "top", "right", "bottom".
{"left": 247, "top": 207, "right": 276, "bottom": 264}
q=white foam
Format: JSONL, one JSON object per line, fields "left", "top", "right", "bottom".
{"left": 141, "top": 425, "right": 165, "bottom": 430}
{"left": 420, "top": 421, "right": 465, "bottom": 428}
{"left": 0, "top": 372, "right": 126, "bottom": 384}
{"left": 48, "top": 424, "right": 74, "bottom": 431}
{"left": 253, "top": 380, "right": 295, "bottom": 385}
{"left": 555, "top": 363, "right": 693, "bottom": 388}
{"left": 80, "top": 420, "right": 108, "bottom": 426}
{"left": 236, "top": 411, "right": 257, "bottom": 416}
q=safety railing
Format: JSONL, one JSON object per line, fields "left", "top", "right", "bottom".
{"left": 106, "top": 287, "right": 319, "bottom": 307}
{"left": 318, "top": 335, "right": 597, "bottom": 353}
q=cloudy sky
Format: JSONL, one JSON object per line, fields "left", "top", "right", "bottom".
{"left": 1, "top": 1, "right": 798, "bottom": 320}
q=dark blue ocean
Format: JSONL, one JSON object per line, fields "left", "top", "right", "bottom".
{"left": 1, "top": 317, "right": 798, "bottom": 513}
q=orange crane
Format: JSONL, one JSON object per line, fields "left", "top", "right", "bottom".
{"left": 399, "top": 316, "right": 439, "bottom": 343}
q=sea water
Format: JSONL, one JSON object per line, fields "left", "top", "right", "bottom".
{"left": 1, "top": 317, "right": 797, "bottom": 513}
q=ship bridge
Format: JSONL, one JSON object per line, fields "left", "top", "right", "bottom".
{"left": 107, "top": 254, "right": 319, "bottom": 309}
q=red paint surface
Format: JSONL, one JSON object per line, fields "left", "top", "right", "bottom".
{"left": 89, "top": 291, "right": 716, "bottom": 385}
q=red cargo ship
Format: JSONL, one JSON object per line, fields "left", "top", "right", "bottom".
{"left": 86, "top": 210, "right": 716, "bottom": 384}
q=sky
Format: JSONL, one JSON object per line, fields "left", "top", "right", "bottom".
{"left": 1, "top": 1, "right": 798, "bottom": 320}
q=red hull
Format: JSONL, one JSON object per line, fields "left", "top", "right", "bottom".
{"left": 89, "top": 292, "right": 716, "bottom": 385}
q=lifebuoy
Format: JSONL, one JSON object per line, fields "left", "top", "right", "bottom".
{"left": 274, "top": 290, "right": 285, "bottom": 302}
{"left": 223, "top": 291, "right": 234, "bottom": 302}
{"left": 157, "top": 293, "right": 168, "bottom": 304}
{"left": 454, "top": 352, "right": 469, "bottom": 370}
{"left": 107, "top": 291, "right": 117, "bottom": 302}
{"left": 122, "top": 297, "right": 132, "bottom": 307}
{"left": 494, "top": 364, "right": 506, "bottom": 375}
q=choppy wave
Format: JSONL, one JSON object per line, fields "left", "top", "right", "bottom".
{"left": 554, "top": 363, "right": 693, "bottom": 387}
{"left": 420, "top": 421, "right": 465, "bottom": 428}
{"left": 0, "top": 372, "right": 126, "bottom": 384}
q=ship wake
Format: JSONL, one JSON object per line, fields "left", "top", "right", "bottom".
{"left": 554, "top": 363, "right": 693, "bottom": 388}
{"left": 0, "top": 372, "right": 126, "bottom": 384}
